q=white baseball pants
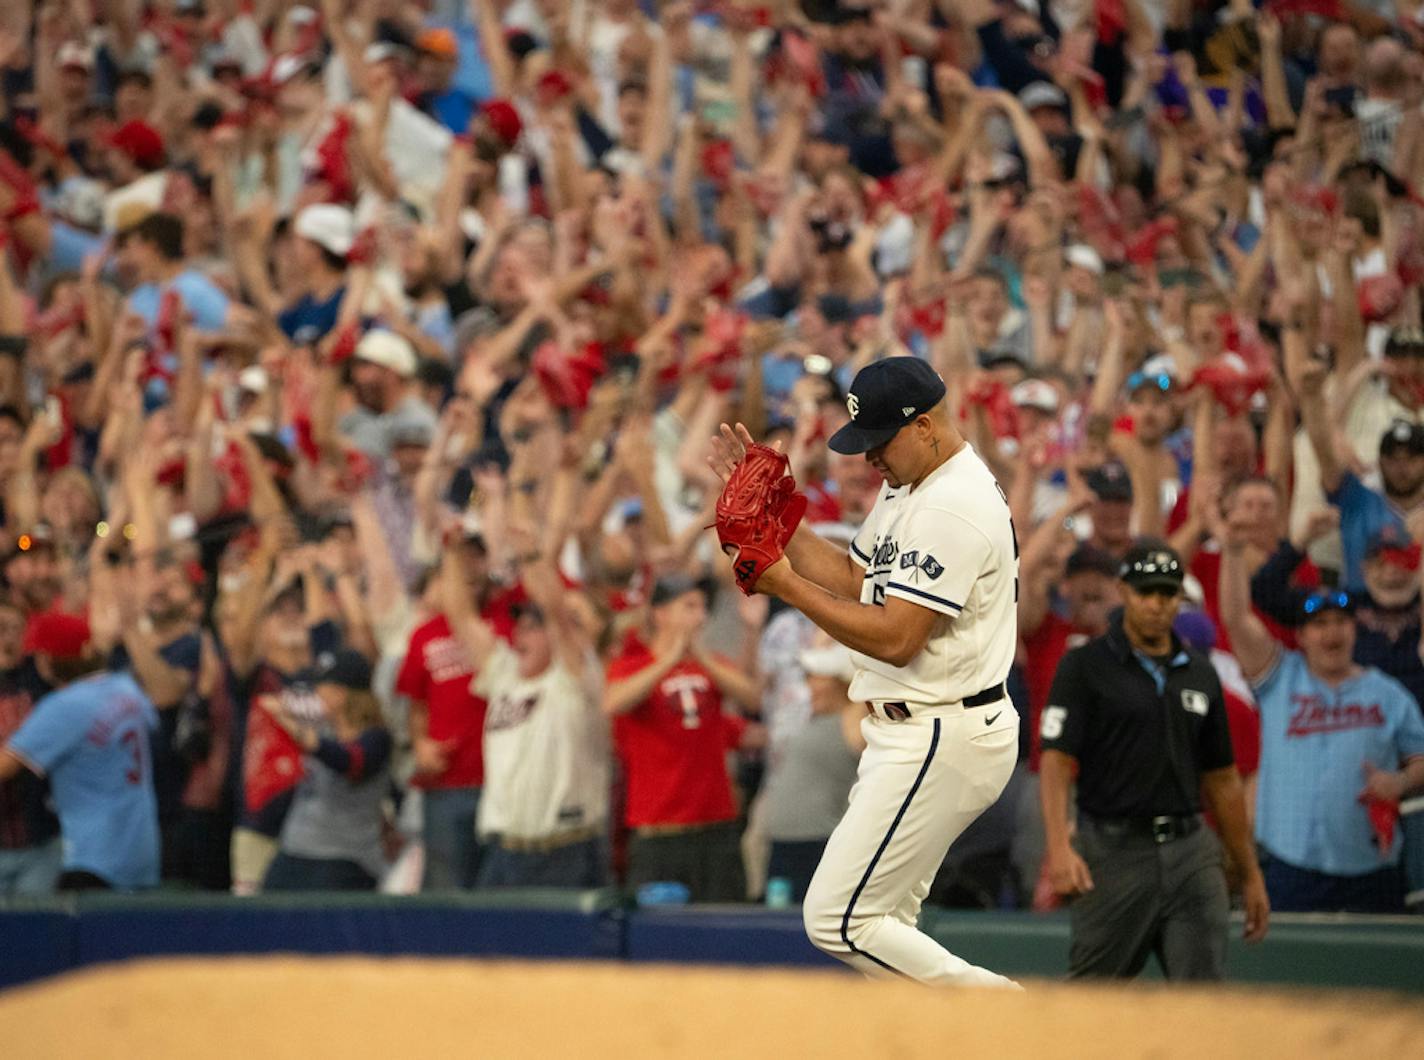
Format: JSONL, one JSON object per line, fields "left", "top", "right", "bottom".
{"left": 803, "top": 703, "right": 1021, "bottom": 987}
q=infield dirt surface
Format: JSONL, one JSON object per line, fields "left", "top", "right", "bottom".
{"left": 3, "top": 956, "right": 1419, "bottom": 1058}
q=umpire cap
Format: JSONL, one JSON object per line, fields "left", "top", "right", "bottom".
{"left": 828, "top": 357, "right": 947, "bottom": 455}
{"left": 1119, "top": 543, "right": 1185, "bottom": 592}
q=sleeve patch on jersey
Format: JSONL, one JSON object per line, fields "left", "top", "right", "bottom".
{"left": 898, "top": 550, "right": 943, "bottom": 580}
{"left": 886, "top": 581, "right": 962, "bottom": 612}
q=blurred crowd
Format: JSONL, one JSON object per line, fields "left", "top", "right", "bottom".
{"left": 0, "top": 0, "right": 1422, "bottom": 914}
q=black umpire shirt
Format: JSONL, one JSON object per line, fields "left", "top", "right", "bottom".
{"left": 1040, "top": 611, "right": 1235, "bottom": 819}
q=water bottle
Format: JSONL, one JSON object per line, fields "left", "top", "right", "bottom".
{"left": 765, "top": 877, "right": 793, "bottom": 909}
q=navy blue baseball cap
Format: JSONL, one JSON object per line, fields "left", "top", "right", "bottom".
{"left": 1299, "top": 589, "right": 1355, "bottom": 624}
{"left": 828, "top": 357, "right": 947, "bottom": 455}
{"left": 312, "top": 648, "right": 373, "bottom": 690}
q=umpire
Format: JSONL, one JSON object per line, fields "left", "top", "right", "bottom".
{"left": 1039, "top": 542, "right": 1269, "bottom": 980}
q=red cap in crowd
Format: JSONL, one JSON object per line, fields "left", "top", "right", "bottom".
{"left": 22, "top": 612, "right": 93, "bottom": 659}
{"left": 480, "top": 99, "right": 522, "bottom": 147}
{"left": 416, "top": 28, "right": 459, "bottom": 60}
{"left": 535, "top": 69, "right": 574, "bottom": 104}
{"left": 107, "top": 120, "right": 167, "bottom": 170}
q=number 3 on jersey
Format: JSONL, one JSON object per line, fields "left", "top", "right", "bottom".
{"left": 993, "top": 480, "right": 1020, "bottom": 602}
{"left": 120, "top": 729, "right": 144, "bottom": 785}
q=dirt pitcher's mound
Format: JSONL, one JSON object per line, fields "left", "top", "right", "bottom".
{"left": 3, "top": 957, "right": 1420, "bottom": 1059}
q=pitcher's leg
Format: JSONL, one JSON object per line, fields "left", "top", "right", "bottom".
{"left": 803, "top": 716, "right": 1019, "bottom": 987}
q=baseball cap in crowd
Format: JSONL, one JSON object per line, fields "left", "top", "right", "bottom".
{"left": 1064, "top": 545, "right": 1119, "bottom": 579}
{"left": 1299, "top": 589, "right": 1356, "bottom": 624}
{"left": 1119, "top": 543, "right": 1185, "bottom": 593}
{"left": 313, "top": 648, "right": 373, "bottom": 690}
{"left": 828, "top": 357, "right": 947, "bottom": 455}
{"left": 107, "top": 120, "right": 167, "bottom": 170}
{"left": 650, "top": 572, "right": 707, "bottom": 608}
{"left": 238, "top": 365, "right": 269, "bottom": 395}
{"left": 22, "top": 612, "right": 92, "bottom": 659}
{"left": 454, "top": 510, "right": 486, "bottom": 546}
{"left": 390, "top": 414, "right": 435, "bottom": 449}
{"left": 364, "top": 40, "right": 408, "bottom": 65}
{"left": 817, "top": 293, "right": 856, "bottom": 325}
{"left": 1384, "top": 327, "right": 1424, "bottom": 360}
{"left": 1379, "top": 419, "right": 1424, "bottom": 457}
{"left": 209, "top": 47, "right": 244, "bottom": 77}
{"left": 1126, "top": 369, "right": 1174, "bottom": 398}
{"left": 354, "top": 330, "right": 417, "bottom": 377}
{"left": 980, "top": 350, "right": 1029, "bottom": 372}
{"left": 505, "top": 28, "right": 541, "bottom": 60}
{"left": 1127, "top": 354, "right": 1177, "bottom": 397}
{"left": 1173, "top": 609, "right": 1218, "bottom": 652}
{"left": 1010, "top": 378, "right": 1059, "bottom": 414}
{"left": 269, "top": 53, "right": 321, "bottom": 87}
{"left": 1085, "top": 461, "right": 1133, "bottom": 502}
{"left": 57, "top": 41, "right": 94, "bottom": 73}
{"left": 416, "top": 28, "right": 459, "bottom": 60}
{"left": 293, "top": 203, "right": 355, "bottom": 258}
{"left": 1018, "top": 81, "right": 1068, "bottom": 113}
{"left": 481, "top": 99, "right": 523, "bottom": 147}
{"left": 1365, "top": 523, "right": 1421, "bottom": 570}
{"left": 1064, "top": 244, "right": 1104, "bottom": 276}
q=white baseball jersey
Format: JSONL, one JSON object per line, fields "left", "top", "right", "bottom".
{"left": 846, "top": 443, "right": 1018, "bottom": 706}
{"left": 471, "top": 645, "right": 610, "bottom": 840}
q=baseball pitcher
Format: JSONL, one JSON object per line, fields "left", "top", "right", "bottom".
{"left": 710, "top": 356, "right": 1021, "bottom": 988}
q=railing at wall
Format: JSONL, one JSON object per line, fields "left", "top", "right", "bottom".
{"left": 2, "top": 892, "right": 1421, "bottom": 993}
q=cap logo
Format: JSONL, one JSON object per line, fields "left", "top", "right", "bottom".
{"left": 847, "top": 394, "right": 860, "bottom": 419}
{"left": 902, "top": 406, "right": 915, "bottom": 417}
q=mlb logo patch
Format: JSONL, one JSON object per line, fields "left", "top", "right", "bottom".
{"left": 1181, "top": 689, "right": 1209, "bottom": 716}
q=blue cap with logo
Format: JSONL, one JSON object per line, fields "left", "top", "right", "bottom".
{"left": 827, "top": 357, "right": 947, "bottom": 455}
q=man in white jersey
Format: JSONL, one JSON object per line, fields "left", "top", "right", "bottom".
{"left": 443, "top": 546, "right": 610, "bottom": 889}
{"left": 709, "top": 356, "right": 1021, "bottom": 988}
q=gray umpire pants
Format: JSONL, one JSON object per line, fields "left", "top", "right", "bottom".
{"left": 1067, "top": 815, "right": 1229, "bottom": 981}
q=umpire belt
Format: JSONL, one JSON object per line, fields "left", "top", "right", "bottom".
{"left": 870, "top": 683, "right": 1006, "bottom": 722}
{"left": 1085, "top": 813, "right": 1202, "bottom": 845}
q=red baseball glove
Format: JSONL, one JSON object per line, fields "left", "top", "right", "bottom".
{"left": 715, "top": 443, "right": 807, "bottom": 595}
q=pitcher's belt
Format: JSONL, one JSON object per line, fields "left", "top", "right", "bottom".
{"left": 871, "top": 682, "right": 1006, "bottom": 721}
